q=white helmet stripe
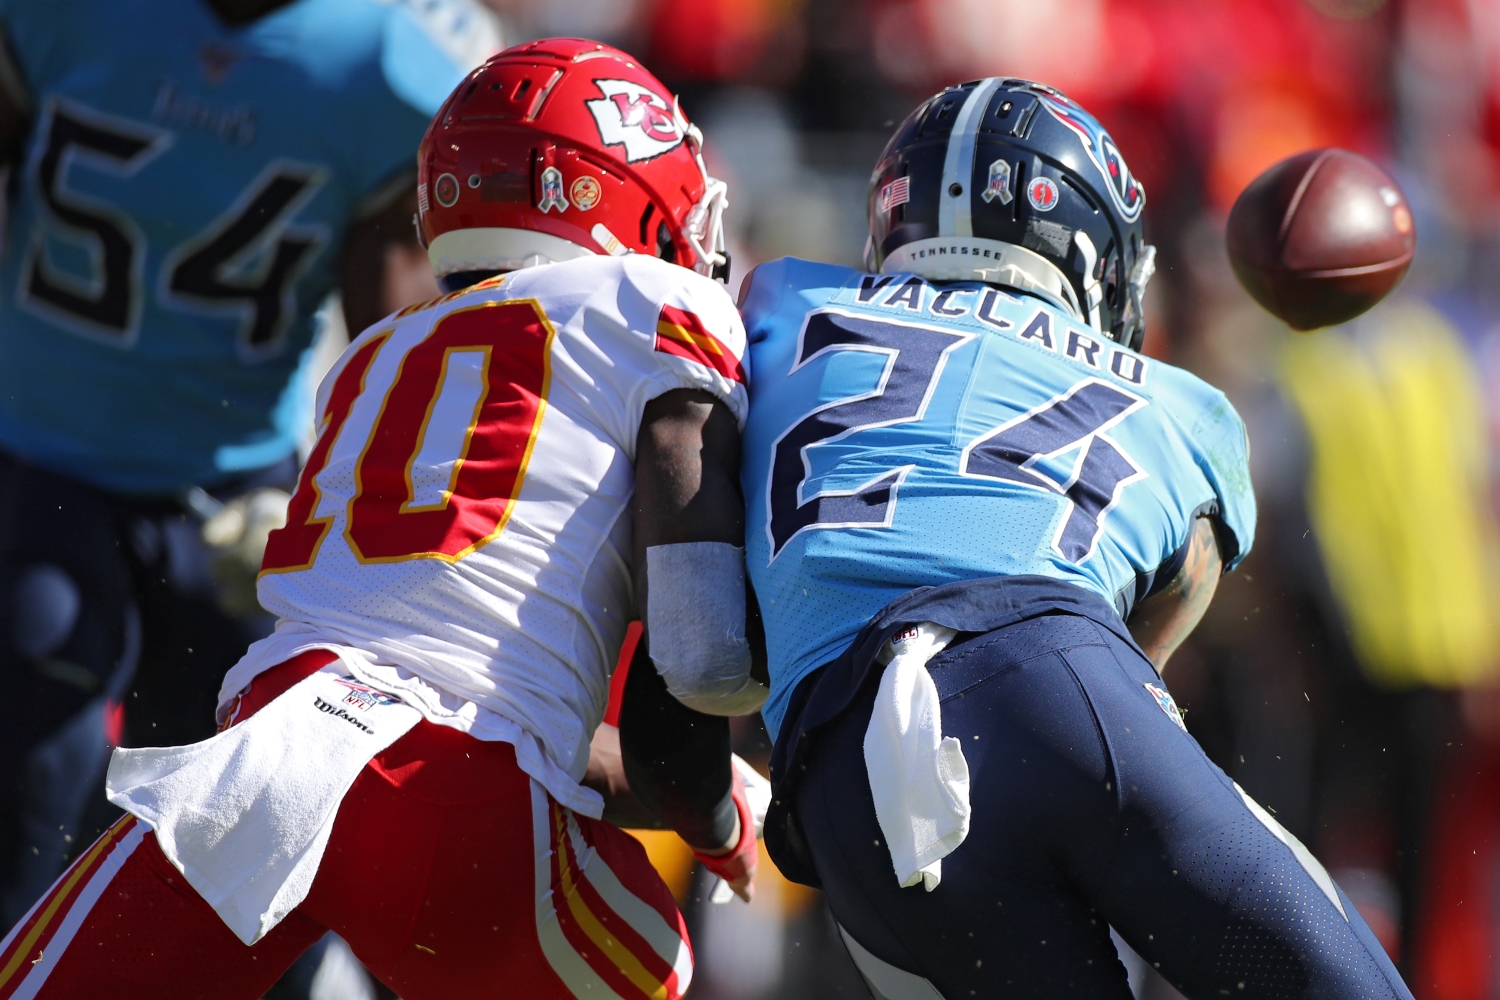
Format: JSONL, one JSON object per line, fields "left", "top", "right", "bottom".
{"left": 938, "top": 78, "right": 1004, "bottom": 239}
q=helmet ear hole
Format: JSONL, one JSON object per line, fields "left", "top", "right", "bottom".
{"left": 656, "top": 220, "right": 676, "bottom": 263}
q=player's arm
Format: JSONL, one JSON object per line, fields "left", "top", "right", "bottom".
{"left": 583, "top": 693, "right": 668, "bottom": 830}
{"left": 621, "top": 387, "right": 758, "bottom": 900}
{"left": 338, "top": 189, "right": 440, "bottom": 338}
{"left": 634, "top": 386, "right": 766, "bottom": 715}
{"left": 1127, "top": 515, "right": 1223, "bottom": 671}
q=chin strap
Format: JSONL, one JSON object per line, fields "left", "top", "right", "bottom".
{"left": 685, "top": 173, "right": 730, "bottom": 280}
{"left": 1074, "top": 232, "right": 1104, "bottom": 333}
{"left": 1120, "top": 244, "right": 1157, "bottom": 351}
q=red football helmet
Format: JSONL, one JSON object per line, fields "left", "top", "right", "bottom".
{"left": 416, "top": 38, "right": 728, "bottom": 284}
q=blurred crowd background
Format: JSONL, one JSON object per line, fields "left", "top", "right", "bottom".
{"left": 463, "top": 1, "right": 1500, "bottom": 998}
{"left": 15, "top": 0, "right": 1500, "bottom": 997}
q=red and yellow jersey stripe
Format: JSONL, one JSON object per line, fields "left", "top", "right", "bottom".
{"left": 654, "top": 304, "right": 745, "bottom": 385}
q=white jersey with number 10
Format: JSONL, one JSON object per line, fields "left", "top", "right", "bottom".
{"left": 219, "top": 254, "right": 748, "bottom": 815}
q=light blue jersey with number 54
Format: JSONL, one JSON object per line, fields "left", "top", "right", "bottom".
{"left": 0, "top": 0, "right": 494, "bottom": 493}
{"left": 740, "top": 258, "right": 1256, "bottom": 737}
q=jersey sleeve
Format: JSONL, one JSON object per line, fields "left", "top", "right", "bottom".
{"left": 624, "top": 260, "right": 750, "bottom": 429}
{"left": 737, "top": 258, "right": 791, "bottom": 350}
{"left": 1190, "top": 388, "right": 1257, "bottom": 572}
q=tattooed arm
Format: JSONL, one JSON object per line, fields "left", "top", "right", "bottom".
{"left": 1127, "top": 516, "right": 1223, "bottom": 672}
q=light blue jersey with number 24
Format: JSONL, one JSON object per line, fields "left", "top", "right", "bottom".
{"left": 740, "top": 258, "right": 1256, "bottom": 737}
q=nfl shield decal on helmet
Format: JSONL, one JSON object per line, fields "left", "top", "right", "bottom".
{"left": 538, "top": 166, "right": 568, "bottom": 213}
{"left": 1028, "top": 87, "right": 1145, "bottom": 222}
{"left": 1145, "top": 683, "right": 1188, "bottom": 732}
{"left": 586, "top": 79, "right": 685, "bottom": 163}
{"left": 1027, "top": 176, "right": 1059, "bottom": 212}
{"left": 983, "top": 159, "right": 1013, "bottom": 205}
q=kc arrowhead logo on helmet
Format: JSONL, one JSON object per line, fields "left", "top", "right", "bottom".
{"left": 586, "top": 79, "right": 685, "bottom": 163}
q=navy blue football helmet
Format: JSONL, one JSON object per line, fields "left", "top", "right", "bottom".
{"left": 866, "top": 79, "right": 1156, "bottom": 351}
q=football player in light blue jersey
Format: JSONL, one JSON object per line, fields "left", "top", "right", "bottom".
{"left": 0, "top": 0, "right": 496, "bottom": 948}
{"left": 741, "top": 79, "right": 1415, "bottom": 1000}
{"left": 741, "top": 260, "right": 1255, "bottom": 737}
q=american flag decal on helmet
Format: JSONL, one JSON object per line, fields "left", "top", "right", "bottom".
{"left": 880, "top": 176, "right": 910, "bottom": 213}
{"left": 655, "top": 305, "right": 745, "bottom": 384}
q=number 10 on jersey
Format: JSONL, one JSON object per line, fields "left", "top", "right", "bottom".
{"left": 261, "top": 299, "right": 556, "bottom": 572}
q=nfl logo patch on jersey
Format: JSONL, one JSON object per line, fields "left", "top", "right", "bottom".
{"left": 1144, "top": 683, "right": 1188, "bottom": 732}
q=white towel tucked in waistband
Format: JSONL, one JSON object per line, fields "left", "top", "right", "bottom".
{"left": 106, "top": 668, "right": 422, "bottom": 944}
{"left": 864, "top": 622, "right": 970, "bottom": 892}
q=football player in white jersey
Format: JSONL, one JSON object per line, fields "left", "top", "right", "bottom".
{"left": 0, "top": 41, "right": 763, "bottom": 1000}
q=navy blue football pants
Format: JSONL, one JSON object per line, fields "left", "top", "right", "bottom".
{"left": 793, "top": 613, "right": 1414, "bottom": 1000}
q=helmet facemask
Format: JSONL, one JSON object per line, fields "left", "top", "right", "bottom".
{"left": 681, "top": 115, "right": 730, "bottom": 281}
{"left": 1117, "top": 244, "right": 1156, "bottom": 352}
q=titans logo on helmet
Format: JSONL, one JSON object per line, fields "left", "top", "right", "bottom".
{"left": 1026, "top": 87, "right": 1145, "bottom": 224}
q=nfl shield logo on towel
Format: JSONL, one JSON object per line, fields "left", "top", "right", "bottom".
{"left": 334, "top": 678, "right": 398, "bottom": 712}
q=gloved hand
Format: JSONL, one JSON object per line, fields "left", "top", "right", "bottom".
{"left": 201, "top": 487, "right": 291, "bottom": 617}
{"left": 690, "top": 758, "right": 766, "bottom": 903}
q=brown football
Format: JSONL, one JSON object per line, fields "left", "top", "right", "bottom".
{"left": 1226, "top": 148, "right": 1415, "bottom": 331}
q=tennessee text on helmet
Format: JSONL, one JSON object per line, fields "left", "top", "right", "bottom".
{"left": 866, "top": 78, "right": 1156, "bottom": 351}
{"left": 415, "top": 38, "right": 729, "bottom": 283}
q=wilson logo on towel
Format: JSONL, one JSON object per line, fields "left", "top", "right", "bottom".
{"left": 312, "top": 696, "right": 375, "bottom": 734}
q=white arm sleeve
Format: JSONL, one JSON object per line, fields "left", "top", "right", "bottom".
{"left": 645, "top": 542, "right": 767, "bottom": 716}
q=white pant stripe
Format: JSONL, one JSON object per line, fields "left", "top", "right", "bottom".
{"left": 1234, "top": 782, "right": 1348, "bottom": 920}
{"left": 530, "top": 781, "right": 626, "bottom": 1000}
{"left": 563, "top": 813, "right": 692, "bottom": 992}
{"left": 11, "top": 821, "right": 146, "bottom": 1000}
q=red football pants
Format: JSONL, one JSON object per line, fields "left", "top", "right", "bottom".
{"left": 0, "top": 652, "right": 691, "bottom": 1000}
